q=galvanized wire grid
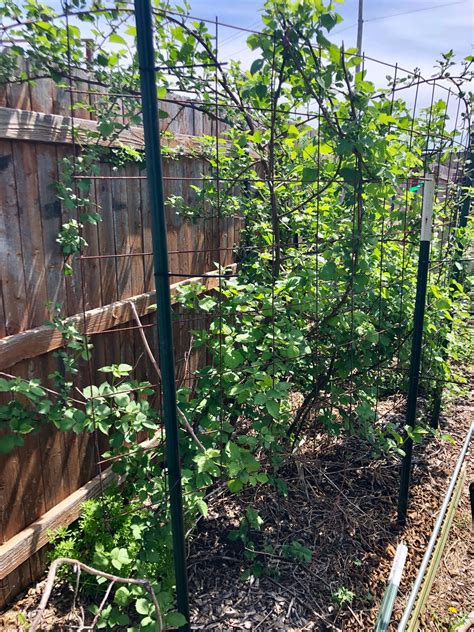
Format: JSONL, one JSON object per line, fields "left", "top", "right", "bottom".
{"left": 66, "top": 5, "right": 471, "bottom": 621}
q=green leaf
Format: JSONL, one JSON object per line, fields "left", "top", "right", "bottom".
{"left": 114, "top": 612, "right": 130, "bottom": 626}
{"left": 340, "top": 167, "right": 361, "bottom": 186}
{"left": 114, "top": 586, "right": 130, "bottom": 606}
{"left": 195, "top": 498, "right": 208, "bottom": 517}
{"left": 254, "top": 83, "right": 267, "bottom": 100}
{"left": 199, "top": 296, "right": 216, "bottom": 312}
{"left": 140, "top": 616, "right": 155, "bottom": 630}
{"left": 265, "top": 400, "right": 280, "bottom": 418}
{"left": 228, "top": 479, "right": 243, "bottom": 493}
{"left": 247, "top": 33, "right": 261, "bottom": 50}
{"left": 320, "top": 261, "right": 337, "bottom": 280}
{"left": 223, "top": 349, "right": 244, "bottom": 369}
{"left": 166, "top": 612, "right": 187, "bottom": 628}
{"left": 116, "top": 548, "right": 131, "bottom": 564}
{"left": 316, "top": 30, "right": 332, "bottom": 49}
{"left": 0, "top": 434, "right": 20, "bottom": 453}
{"left": 284, "top": 343, "right": 300, "bottom": 359}
{"left": 440, "top": 433, "right": 455, "bottom": 445}
{"left": 335, "top": 139, "right": 353, "bottom": 156}
{"left": 302, "top": 167, "right": 318, "bottom": 183}
{"left": 98, "top": 366, "right": 114, "bottom": 373}
{"left": 320, "top": 12, "right": 338, "bottom": 31}
{"left": 110, "top": 547, "right": 130, "bottom": 570}
{"left": 109, "top": 33, "right": 127, "bottom": 46}
{"left": 83, "top": 385, "right": 100, "bottom": 399}
{"left": 136, "top": 598, "right": 151, "bottom": 616}
{"left": 254, "top": 392, "right": 267, "bottom": 405}
{"left": 0, "top": 378, "right": 12, "bottom": 392}
{"left": 250, "top": 58, "right": 264, "bottom": 75}
{"left": 378, "top": 112, "right": 396, "bottom": 125}
{"left": 37, "top": 400, "right": 52, "bottom": 414}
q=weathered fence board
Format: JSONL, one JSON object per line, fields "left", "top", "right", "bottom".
{"left": 0, "top": 467, "right": 118, "bottom": 582}
{"left": 0, "top": 68, "right": 241, "bottom": 608}
{"left": 0, "top": 266, "right": 232, "bottom": 371}
{"left": 0, "top": 106, "right": 208, "bottom": 153}
{"left": 0, "top": 425, "right": 169, "bottom": 581}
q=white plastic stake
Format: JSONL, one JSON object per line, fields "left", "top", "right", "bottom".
{"left": 420, "top": 177, "right": 434, "bottom": 242}
{"left": 374, "top": 543, "right": 408, "bottom": 631}
{"left": 389, "top": 542, "right": 408, "bottom": 589}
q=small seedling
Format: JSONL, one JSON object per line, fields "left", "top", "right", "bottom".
{"left": 332, "top": 586, "right": 355, "bottom": 606}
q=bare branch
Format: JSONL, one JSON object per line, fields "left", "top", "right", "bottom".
{"left": 129, "top": 302, "right": 205, "bottom": 450}
{"left": 90, "top": 579, "right": 116, "bottom": 629}
{"left": 29, "top": 557, "right": 163, "bottom": 632}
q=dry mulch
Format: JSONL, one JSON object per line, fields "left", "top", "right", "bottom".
{"left": 1, "top": 382, "right": 472, "bottom": 631}
{"left": 186, "top": 384, "right": 473, "bottom": 631}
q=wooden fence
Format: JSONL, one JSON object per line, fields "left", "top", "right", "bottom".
{"left": 0, "top": 67, "right": 240, "bottom": 608}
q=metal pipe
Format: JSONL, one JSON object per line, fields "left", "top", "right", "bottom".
{"left": 397, "top": 421, "right": 474, "bottom": 631}
{"left": 397, "top": 178, "right": 434, "bottom": 524}
{"left": 355, "top": 0, "right": 364, "bottom": 74}
{"left": 134, "top": 0, "right": 190, "bottom": 628}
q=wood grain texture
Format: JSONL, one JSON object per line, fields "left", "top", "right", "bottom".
{"left": 12, "top": 141, "right": 48, "bottom": 329}
{"left": 0, "top": 140, "right": 30, "bottom": 336}
{"left": 36, "top": 144, "right": 65, "bottom": 310}
{"left": 0, "top": 467, "right": 117, "bottom": 581}
{"left": 0, "top": 429, "right": 165, "bottom": 581}
{"left": 0, "top": 265, "right": 236, "bottom": 371}
{"left": 0, "top": 106, "right": 207, "bottom": 154}
{"left": 0, "top": 70, "right": 241, "bottom": 606}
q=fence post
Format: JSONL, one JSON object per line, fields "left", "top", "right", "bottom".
{"left": 134, "top": 0, "right": 190, "bottom": 628}
{"left": 397, "top": 177, "right": 434, "bottom": 525}
{"left": 431, "top": 139, "right": 473, "bottom": 428}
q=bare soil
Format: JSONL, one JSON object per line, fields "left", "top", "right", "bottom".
{"left": 1, "top": 380, "right": 472, "bottom": 631}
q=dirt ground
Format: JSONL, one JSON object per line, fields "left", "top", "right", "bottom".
{"left": 1, "top": 379, "right": 472, "bottom": 631}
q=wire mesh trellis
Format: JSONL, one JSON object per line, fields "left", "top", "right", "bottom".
{"left": 0, "top": 0, "right": 472, "bottom": 629}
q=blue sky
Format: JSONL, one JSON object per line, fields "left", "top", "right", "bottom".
{"left": 42, "top": 0, "right": 472, "bottom": 80}
{"left": 39, "top": 0, "right": 472, "bottom": 122}
{"left": 190, "top": 0, "right": 473, "bottom": 81}
{"left": 194, "top": 0, "right": 472, "bottom": 123}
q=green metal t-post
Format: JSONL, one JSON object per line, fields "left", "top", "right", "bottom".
{"left": 134, "top": 0, "right": 190, "bottom": 628}
{"left": 397, "top": 178, "right": 434, "bottom": 525}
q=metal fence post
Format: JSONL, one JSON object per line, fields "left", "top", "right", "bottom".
{"left": 134, "top": 0, "right": 190, "bottom": 627}
{"left": 397, "top": 178, "right": 434, "bottom": 525}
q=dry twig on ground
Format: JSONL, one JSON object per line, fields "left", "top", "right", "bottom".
{"left": 28, "top": 557, "right": 162, "bottom": 632}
